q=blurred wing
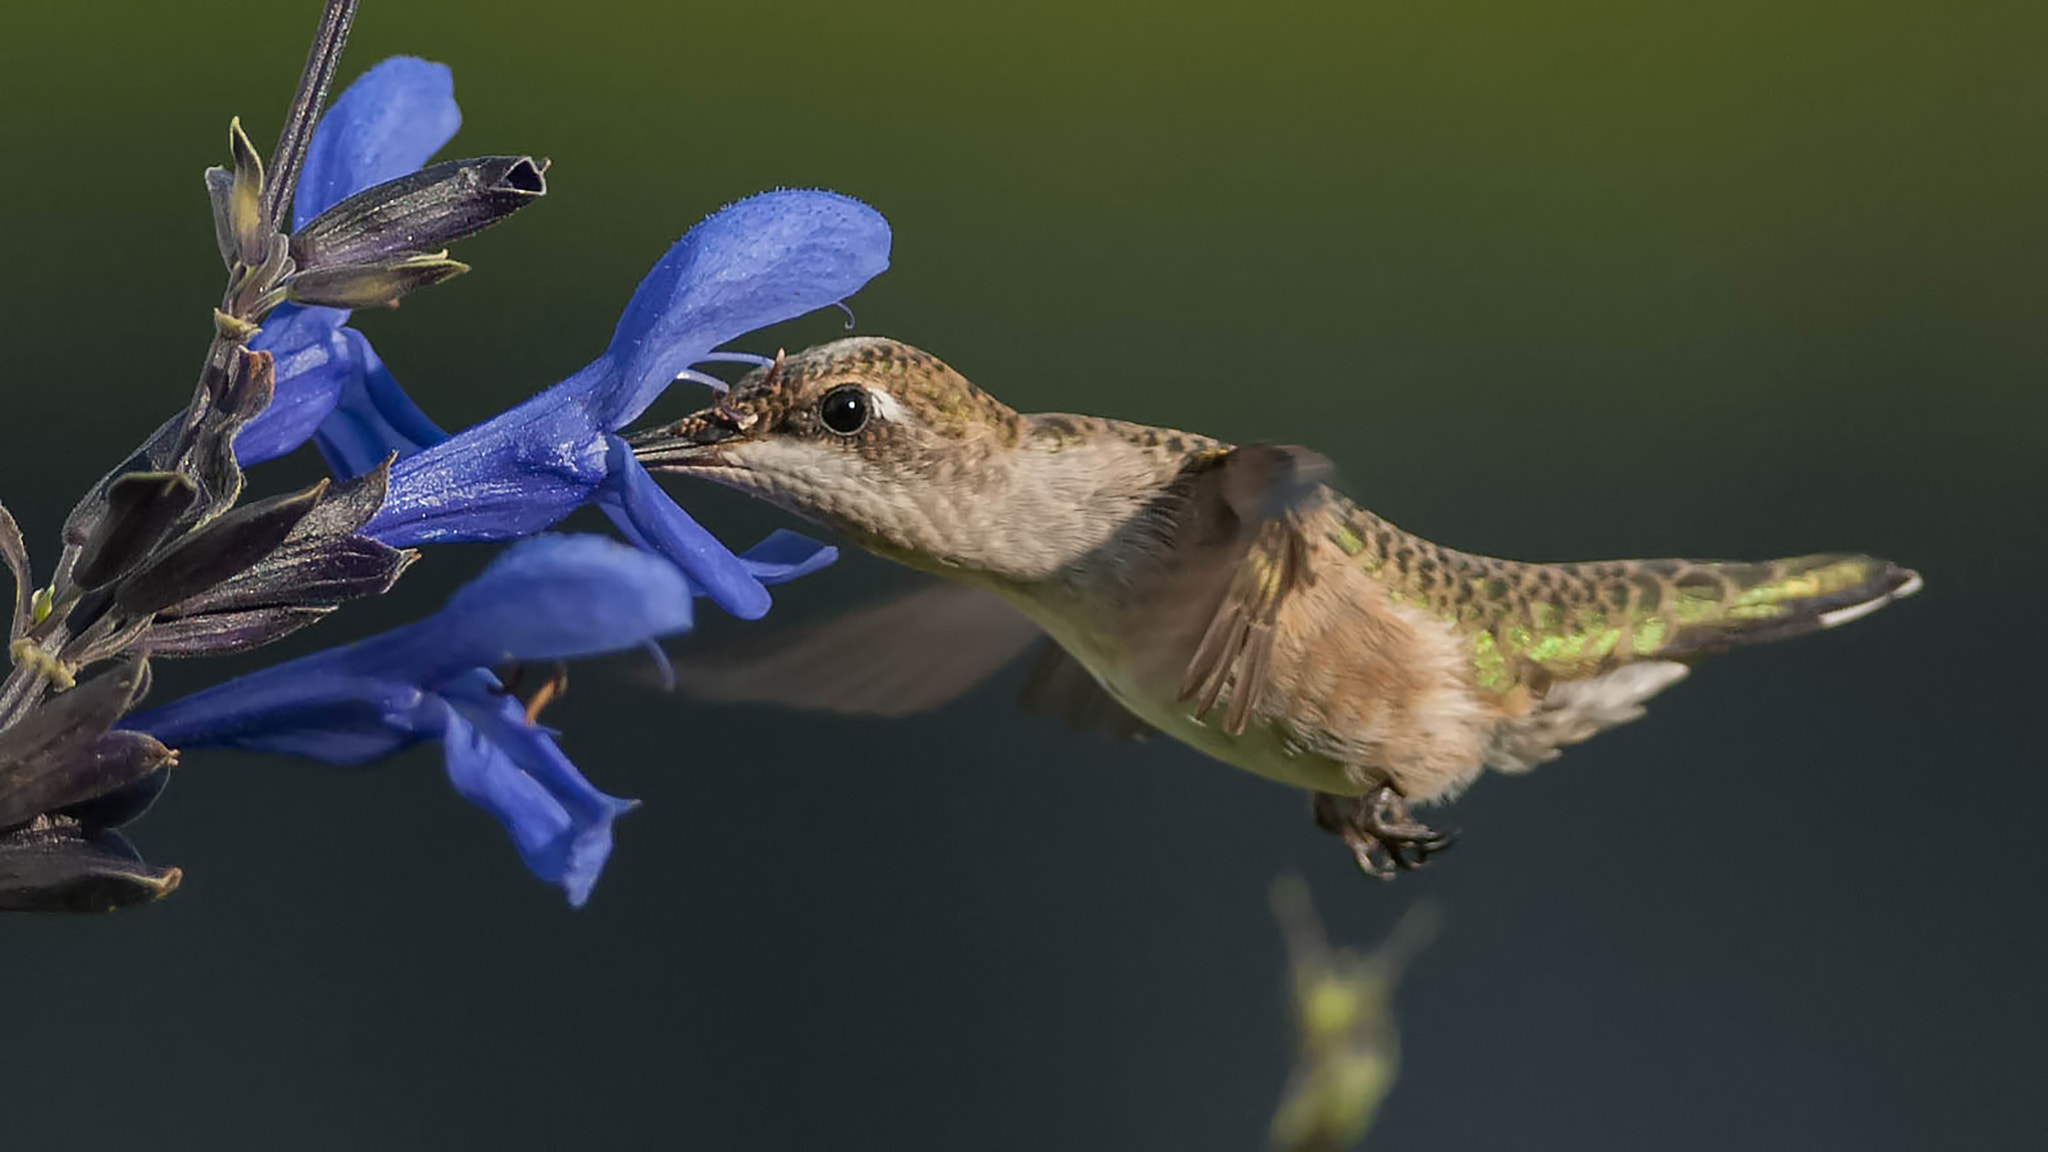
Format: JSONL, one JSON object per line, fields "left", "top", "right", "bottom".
{"left": 1018, "top": 642, "right": 1155, "bottom": 741}
{"left": 1167, "top": 444, "right": 1335, "bottom": 735}
{"left": 666, "top": 581, "right": 1042, "bottom": 718}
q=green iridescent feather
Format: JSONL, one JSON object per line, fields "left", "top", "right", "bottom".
{"left": 1326, "top": 502, "right": 1914, "bottom": 694}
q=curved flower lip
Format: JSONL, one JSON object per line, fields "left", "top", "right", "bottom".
{"left": 359, "top": 188, "right": 890, "bottom": 616}
{"left": 124, "top": 535, "right": 692, "bottom": 906}
{"left": 597, "top": 189, "right": 897, "bottom": 428}
{"left": 236, "top": 57, "right": 462, "bottom": 466}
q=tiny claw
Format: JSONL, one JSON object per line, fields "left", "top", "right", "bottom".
{"left": 1343, "top": 829, "right": 1400, "bottom": 881}
{"left": 1313, "top": 786, "right": 1457, "bottom": 879}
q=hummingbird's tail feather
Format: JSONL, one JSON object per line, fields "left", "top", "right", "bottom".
{"left": 1467, "top": 552, "right": 1916, "bottom": 771}
{"left": 1334, "top": 502, "right": 1920, "bottom": 687}
{"left": 1632, "top": 553, "right": 1922, "bottom": 661}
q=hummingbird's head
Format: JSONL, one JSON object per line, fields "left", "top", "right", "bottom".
{"left": 629, "top": 336, "right": 1027, "bottom": 566}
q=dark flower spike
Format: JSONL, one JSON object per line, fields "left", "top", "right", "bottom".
{"left": 0, "top": 656, "right": 161, "bottom": 829}
{"left": 128, "top": 534, "right": 698, "bottom": 905}
{"left": 0, "top": 1, "right": 390, "bottom": 913}
{"left": 292, "top": 155, "right": 547, "bottom": 270}
{"left": 0, "top": 821, "right": 182, "bottom": 913}
{"left": 354, "top": 189, "right": 890, "bottom": 617}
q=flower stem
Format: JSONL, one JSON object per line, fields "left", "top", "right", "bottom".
{"left": 262, "top": 0, "right": 360, "bottom": 231}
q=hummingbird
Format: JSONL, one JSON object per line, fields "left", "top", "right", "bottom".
{"left": 627, "top": 337, "right": 1921, "bottom": 876}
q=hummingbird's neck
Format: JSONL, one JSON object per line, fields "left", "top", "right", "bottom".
{"left": 854, "top": 414, "right": 1225, "bottom": 591}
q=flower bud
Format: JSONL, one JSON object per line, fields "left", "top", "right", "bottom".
{"left": 291, "top": 155, "right": 547, "bottom": 269}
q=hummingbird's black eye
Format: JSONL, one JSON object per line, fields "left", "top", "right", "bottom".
{"left": 819, "top": 386, "right": 869, "bottom": 435}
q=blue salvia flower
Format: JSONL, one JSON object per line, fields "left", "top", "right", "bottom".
{"left": 127, "top": 534, "right": 691, "bottom": 906}
{"left": 232, "top": 57, "right": 891, "bottom": 617}
{"left": 111, "top": 53, "right": 888, "bottom": 905}
{"left": 350, "top": 188, "right": 886, "bottom": 616}
{"left": 0, "top": 6, "right": 539, "bottom": 911}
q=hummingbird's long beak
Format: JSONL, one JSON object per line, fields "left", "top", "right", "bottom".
{"left": 626, "top": 405, "right": 756, "bottom": 471}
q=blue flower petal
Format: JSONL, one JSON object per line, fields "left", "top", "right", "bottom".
{"left": 598, "top": 438, "right": 770, "bottom": 619}
{"left": 738, "top": 529, "right": 839, "bottom": 586}
{"left": 124, "top": 670, "right": 431, "bottom": 766}
{"left": 126, "top": 537, "right": 667, "bottom": 908}
{"left": 374, "top": 534, "right": 695, "bottom": 679}
{"left": 446, "top": 684, "right": 636, "bottom": 907}
{"left": 441, "top": 703, "right": 576, "bottom": 886}
{"left": 294, "top": 57, "right": 462, "bottom": 229}
{"left": 236, "top": 304, "right": 357, "bottom": 466}
{"left": 130, "top": 538, "right": 693, "bottom": 754}
{"left": 595, "top": 189, "right": 893, "bottom": 428}
{"left": 314, "top": 328, "right": 450, "bottom": 478}
{"left": 364, "top": 372, "right": 611, "bottom": 546}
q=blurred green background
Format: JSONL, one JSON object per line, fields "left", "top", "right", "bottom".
{"left": 2, "top": 1, "right": 2042, "bottom": 1148}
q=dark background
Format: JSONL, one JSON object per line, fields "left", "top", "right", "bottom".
{"left": 3, "top": 1, "right": 2042, "bottom": 1148}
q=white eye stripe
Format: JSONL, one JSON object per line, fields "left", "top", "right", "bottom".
{"left": 862, "top": 387, "right": 907, "bottom": 424}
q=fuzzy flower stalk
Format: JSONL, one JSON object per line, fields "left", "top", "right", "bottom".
{"left": 0, "top": 0, "right": 890, "bottom": 911}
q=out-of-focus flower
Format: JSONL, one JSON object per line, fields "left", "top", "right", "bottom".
{"left": 126, "top": 534, "right": 701, "bottom": 905}
{"left": 1267, "top": 879, "right": 1437, "bottom": 1152}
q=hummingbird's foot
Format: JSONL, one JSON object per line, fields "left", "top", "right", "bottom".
{"left": 1312, "top": 787, "right": 1457, "bottom": 879}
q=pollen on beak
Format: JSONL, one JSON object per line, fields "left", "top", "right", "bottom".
{"left": 627, "top": 407, "right": 754, "bottom": 469}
